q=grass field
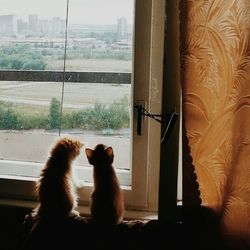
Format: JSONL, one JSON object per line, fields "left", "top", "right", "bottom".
{"left": 0, "top": 81, "right": 131, "bottom": 114}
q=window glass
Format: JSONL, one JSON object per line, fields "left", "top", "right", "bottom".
{"left": 0, "top": 0, "right": 134, "bottom": 187}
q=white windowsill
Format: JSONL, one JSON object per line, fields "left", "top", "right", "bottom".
{"left": 0, "top": 198, "right": 158, "bottom": 221}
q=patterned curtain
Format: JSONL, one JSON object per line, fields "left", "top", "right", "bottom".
{"left": 180, "top": 0, "right": 250, "bottom": 244}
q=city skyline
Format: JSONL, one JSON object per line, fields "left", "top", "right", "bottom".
{"left": 0, "top": 14, "right": 131, "bottom": 39}
{"left": 0, "top": 0, "right": 134, "bottom": 25}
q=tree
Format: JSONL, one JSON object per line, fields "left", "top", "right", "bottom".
{"left": 0, "top": 45, "right": 46, "bottom": 70}
{"left": 49, "top": 98, "right": 61, "bottom": 129}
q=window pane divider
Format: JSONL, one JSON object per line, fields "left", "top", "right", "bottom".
{"left": 0, "top": 70, "right": 131, "bottom": 84}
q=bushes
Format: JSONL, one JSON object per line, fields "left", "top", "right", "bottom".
{"left": 61, "top": 98, "right": 130, "bottom": 130}
{"left": 61, "top": 96, "right": 130, "bottom": 130}
{"left": 0, "top": 44, "right": 46, "bottom": 70}
{"left": 0, "top": 97, "right": 130, "bottom": 131}
{"left": 0, "top": 102, "right": 20, "bottom": 129}
{"left": 19, "top": 114, "right": 48, "bottom": 130}
{"left": 0, "top": 102, "right": 47, "bottom": 130}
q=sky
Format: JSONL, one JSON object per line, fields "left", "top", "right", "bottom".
{"left": 0, "top": 0, "right": 134, "bottom": 24}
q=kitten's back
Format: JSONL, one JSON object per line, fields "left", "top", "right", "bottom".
{"left": 35, "top": 137, "right": 83, "bottom": 219}
{"left": 86, "top": 144, "right": 124, "bottom": 224}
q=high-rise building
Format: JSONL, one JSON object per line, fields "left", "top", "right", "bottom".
{"left": 117, "top": 17, "right": 128, "bottom": 40}
{"left": 0, "top": 15, "right": 17, "bottom": 34}
{"left": 28, "top": 14, "right": 39, "bottom": 34}
{"left": 17, "top": 19, "right": 28, "bottom": 34}
{"left": 52, "top": 17, "right": 65, "bottom": 34}
{"left": 39, "top": 19, "right": 53, "bottom": 34}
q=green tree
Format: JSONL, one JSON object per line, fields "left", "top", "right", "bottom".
{"left": 0, "top": 44, "right": 46, "bottom": 70}
{"left": 0, "top": 102, "right": 20, "bottom": 129}
{"left": 49, "top": 97, "right": 61, "bottom": 129}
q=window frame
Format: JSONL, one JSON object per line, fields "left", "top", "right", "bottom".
{"left": 0, "top": 0, "right": 165, "bottom": 213}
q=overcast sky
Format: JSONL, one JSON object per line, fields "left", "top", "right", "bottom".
{"left": 0, "top": 0, "right": 134, "bottom": 24}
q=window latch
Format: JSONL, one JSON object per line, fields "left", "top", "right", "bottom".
{"left": 134, "top": 104, "right": 179, "bottom": 143}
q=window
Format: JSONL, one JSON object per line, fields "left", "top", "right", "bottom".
{"left": 0, "top": 0, "right": 165, "bottom": 212}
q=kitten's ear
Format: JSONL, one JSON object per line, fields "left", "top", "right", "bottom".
{"left": 105, "top": 146, "right": 114, "bottom": 159}
{"left": 85, "top": 148, "right": 93, "bottom": 161}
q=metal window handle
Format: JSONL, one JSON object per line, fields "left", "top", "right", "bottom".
{"left": 135, "top": 104, "right": 143, "bottom": 135}
{"left": 134, "top": 104, "right": 179, "bottom": 143}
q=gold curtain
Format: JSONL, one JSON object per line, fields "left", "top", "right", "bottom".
{"left": 180, "top": 0, "right": 250, "bottom": 244}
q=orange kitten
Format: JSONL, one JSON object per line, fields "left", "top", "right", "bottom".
{"left": 33, "top": 136, "right": 83, "bottom": 221}
{"left": 85, "top": 144, "right": 124, "bottom": 225}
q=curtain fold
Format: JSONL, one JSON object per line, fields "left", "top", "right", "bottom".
{"left": 180, "top": 0, "right": 250, "bottom": 245}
